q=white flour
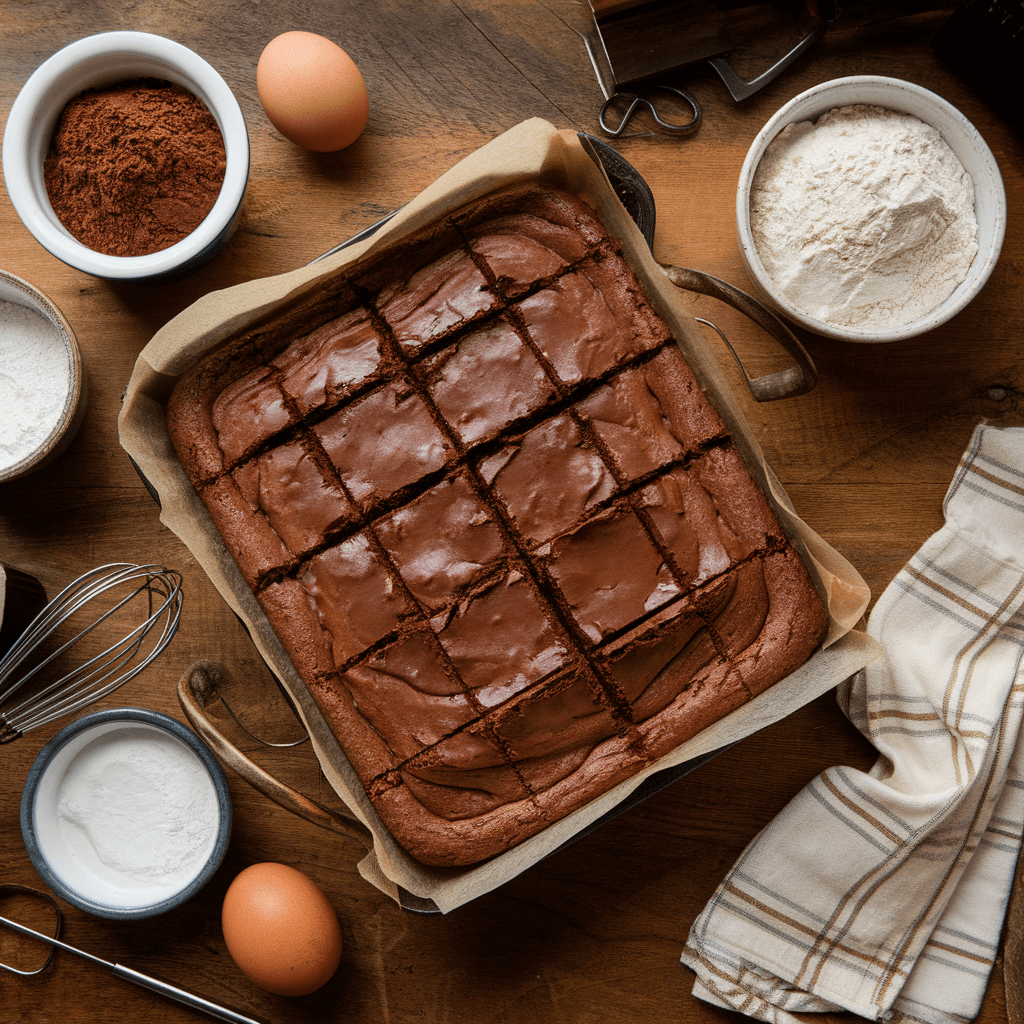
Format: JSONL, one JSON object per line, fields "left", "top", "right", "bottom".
{"left": 0, "top": 298, "right": 71, "bottom": 471}
{"left": 55, "top": 727, "right": 220, "bottom": 903}
{"left": 749, "top": 104, "right": 978, "bottom": 329}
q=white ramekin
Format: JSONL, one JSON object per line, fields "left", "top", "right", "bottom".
{"left": 0, "top": 269, "right": 87, "bottom": 483}
{"left": 21, "top": 708, "right": 232, "bottom": 920}
{"left": 2, "top": 31, "right": 249, "bottom": 282}
{"left": 736, "top": 76, "right": 1007, "bottom": 344}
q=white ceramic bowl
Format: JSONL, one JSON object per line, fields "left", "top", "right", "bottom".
{"left": 2, "top": 32, "right": 249, "bottom": 282}
{"left": 736, "top": 76, "right": 1006, "bottom": 343}
{"left": 0, "top": 270, "right": 87, "bottom": 483}
{"left": 21, "top": 708, "right": 232, "bottom": 920}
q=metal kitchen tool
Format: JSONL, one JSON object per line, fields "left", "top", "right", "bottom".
{"left": 0, "top": 563, "right": 183, "bottom": 743}
{"left": 0, "top": 885, "right": 265, "bottom": 1024}
{"left": 585, "top": 0, "right": 826, "bottom": 109}
{"left": 581, "top": 0, "right": 960, "bottom": 128}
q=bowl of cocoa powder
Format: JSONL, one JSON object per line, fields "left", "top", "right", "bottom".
{"left": 2, "top": 32, "right": 249, "bottom": 282}
{"left": 735, "top": 76, "right": 1006, "bottom": 343}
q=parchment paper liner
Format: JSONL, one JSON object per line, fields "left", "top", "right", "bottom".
{"left": 119, "top": 118, "right": 878, "bottom": 913}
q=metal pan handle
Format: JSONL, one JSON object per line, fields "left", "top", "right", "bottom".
{"left": 177, "top": 661, "right": 375, "bottom": 850}
{"left": 661, "top": 263, "right": 818, "bottom": 402}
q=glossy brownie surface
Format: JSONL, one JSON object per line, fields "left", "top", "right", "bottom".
{"left": 168, "top": 184, "right": 827, "bottom": 866}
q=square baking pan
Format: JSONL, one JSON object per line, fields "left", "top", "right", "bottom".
{"left": 120, "top": 118, "right": 878, "bottom": 913}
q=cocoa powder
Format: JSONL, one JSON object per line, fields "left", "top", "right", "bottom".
{"left": 43, "top": 79, "right": 227, "bottom": 258}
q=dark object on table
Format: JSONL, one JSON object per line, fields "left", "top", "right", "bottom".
{"left": 585, "top": 0, "right": 959, "bottom": 104}
{"left": 933, "top": 0, "right": 1024, "bottom": 140}
{"left": 0, "top": 884, "right": 264, "bottom": 1024}
{"left": 0, "top": 564, "right": 46, "bottom": 657}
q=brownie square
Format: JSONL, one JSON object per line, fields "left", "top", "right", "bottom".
{"left": 454, "top": 183, "right": 607, "bottom": 254}
{"left": 341, "top": 631, "right": 479, "bottom": 762}
{"left": 596, "top": 578, "right": 734, "bottom": 711}
{"left": 417, "top": 318, "right": 555, "bottom": 447}
{"left": 299, "top": 531, "right": 415, "bottom": 666}
{"left": 686, "top": 444, "right": 785, "bottom": 551}
{"left": 479, "top": 413, "right": 616, "bottom": 547}
{"left": 632, "top": 345, "right": 729, "bottom": 452}
{"left": 210, "top": 364, "right": 291, "bottom": 465}
{"left": 517, "top": 257, "right": 670, "bottom": 387}
{"left": 314, "top": 380, "right": 449, "bottom": 507}
{"left": 414, "top": 665, "right": 624, "bottom": 801}
{"left": 465, "top": 215, "right": 589, "bottom": 297}
{"left": 575, "top": 358, "right": 689, "bottom": 482}
{"left": 634, "top": 467, "right": 741, "bottom": 589}
{"left": 542, "top": 503, "right": 678, "bottom": 645}
{"left": 377, "top": 248, "right": 497, "bottom": 354}
{"left": 232, "top": 439, "right": 352, "bottom": 557}
{"left": 486, "top": 665, "right": 623, "bottom": 766}
{"left": 576, "top": 347, "right": 729, "bottom": 477}
{"left": 272, "top": 307, "right": 384, "bottom": 416}
{"left": 722, "top": 550, "right": 829, "bottom": 694}
{"left": 374, "top": 472, "right": 507, "bottom": 614}
{"left": 197, "top": 475, "right": 292, "bottom": 587}
{"left": 398, "top": 724, "right": 531, "bottom": 820}
{"left": 431, "top": 570, "right": 569, "bottom": 709}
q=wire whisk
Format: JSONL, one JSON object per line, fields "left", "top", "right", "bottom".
{"left": 0, "top": 563, "right": 183, "bottom": 744}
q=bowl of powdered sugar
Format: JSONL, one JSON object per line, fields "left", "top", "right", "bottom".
{"left": 0, "top": 270, "right": 87, "bottom": 483}
{"left": 736, "top": 76, "right": 1006, "bottom": 343}
{"left": 20, "top": 708, "right": 232, "bottom": 919}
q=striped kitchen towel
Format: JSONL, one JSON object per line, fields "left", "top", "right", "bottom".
{"left": 682, "top": 422, "right": 1024, "bottom": 1024}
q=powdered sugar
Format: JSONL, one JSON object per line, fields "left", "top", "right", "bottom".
{"left": 749, "top": 104, "right": 978, "bottom": 329}
{"left": 0, "top": 298, "right": 72, "bottom": 472}
{"left": 52, "top": 725, "right": 221, "bottom": 906}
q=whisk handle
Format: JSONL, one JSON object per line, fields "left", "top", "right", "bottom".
{"left": 113, "top": 964, "right": 266, "bottom": 1024}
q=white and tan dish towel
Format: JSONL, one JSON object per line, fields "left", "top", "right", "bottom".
{"left": 682, "top": 422, "right": 1024, "bottom": 1024}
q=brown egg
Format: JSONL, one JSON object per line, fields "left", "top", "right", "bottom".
{"left": 257, "top": 31, "right": 369, "bottom": 152}
{"left": 221, "top": 862, "right": 343, "bottom": 996}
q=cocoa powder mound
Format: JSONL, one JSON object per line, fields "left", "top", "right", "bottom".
{"left": 43, "top": 79, "right": 227, "bottom": 258}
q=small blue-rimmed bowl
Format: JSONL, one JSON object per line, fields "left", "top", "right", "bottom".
{"left": 21, "top": 708, "right": 232, "bottom": 920}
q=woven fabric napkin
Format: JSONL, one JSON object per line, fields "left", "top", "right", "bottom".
{"left": 681, "top": 422, "right": 1024, "bottom": 1024}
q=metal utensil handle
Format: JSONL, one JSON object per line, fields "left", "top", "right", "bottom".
{"left": 661, "top": 263, "right": 817, "bottom": 401}
{"left": 177, "top": 662, "right": 375, "bottom": 851}
{"left": 707, "top": 19, "right": 828, "bottom": 102}
{"left": 0, "top": 910, "right": 266, "bottom": 1024}
{"left": 113, "top": 965, "right": 266, "bottom": 1024}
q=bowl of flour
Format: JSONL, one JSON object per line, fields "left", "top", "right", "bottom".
{"left": 0, "top": 270, "right": 87, "bottom": 482}
{"left": 20, "top": 707, "right": 232, "bottom": 919}
{"left": 736, "top": 76, "right": 1006, "bottom": 343}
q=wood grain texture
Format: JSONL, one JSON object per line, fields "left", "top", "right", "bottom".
{"left": 2, "top": 3, "right": 1022, "bottom": 1022}
{"left": 1008, "top": 856, "right": 1024, "bottom": 1024}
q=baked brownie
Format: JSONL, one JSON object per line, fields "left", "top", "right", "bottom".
{"left": 167, "top": 183, "right": 828, "bottom": 866}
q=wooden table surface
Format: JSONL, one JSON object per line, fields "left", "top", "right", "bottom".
{"left": 2, "top": 3, "right": 1021, "bottom": 1022}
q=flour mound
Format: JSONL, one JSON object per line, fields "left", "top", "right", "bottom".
{"left": 750, "top": 104, "right": 978, "bottom": 329}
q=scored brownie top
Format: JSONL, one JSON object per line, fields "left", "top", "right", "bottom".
{"left": 167, "top": 184, "right": 823, "bottom": 862}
